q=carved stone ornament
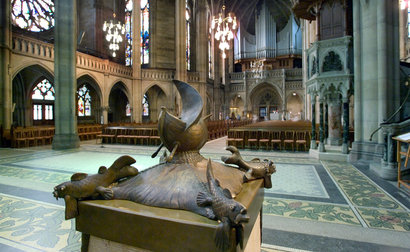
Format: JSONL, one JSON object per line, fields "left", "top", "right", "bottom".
{"left": 53, "top": 80, "right": 276, "bottom": 251}
{"left": 322, "top": 51, "right": 343, "bottom": 72}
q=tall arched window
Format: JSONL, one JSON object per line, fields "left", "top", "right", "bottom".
{"left": 185, "top": 1, "right": 191, "bottom": 70}
{"left": 142, "top": 94, "right": 149, "bottom": 116}
{"left": 125, "top": 0, "right": 133, "bottom": 66}
{"left": 208, "top": 35, "right": 213, "bottom": 79}
{"left": 77, "top": 85, "right": 92, "bottom": 117}
{"left": 31, "top": 78, "right": 55, "bottom": 124}
{"left": 126, "top": 103, "right": 131, "bottom": 116}
{"left": 11, "top": 0, "right": 54, "bottom": 32}
{"left": 141, "top": 0, "right": 150, "bottom": 65}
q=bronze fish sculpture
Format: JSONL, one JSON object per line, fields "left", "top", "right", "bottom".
{"left": 197, "top": 159, "right": 250, "bottom": 251}
{"left": 53, "top": 155, "right": 138, "bottom": 219}
{"left": 222, "top": 146, "right": 276, "bottom": 188}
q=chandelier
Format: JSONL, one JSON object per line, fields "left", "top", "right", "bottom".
{"left": 401, "top": 0, "right": 409, "bottom": 9}
{"left": 210, "top": 3, "right": 237, "bottom": 59}
{"left": 103, "top": 10, "right": 125, "bottom": 57}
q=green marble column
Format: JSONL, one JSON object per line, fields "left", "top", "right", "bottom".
{"left": 324, "top": 103, "right": 329, "bottom": 143}
{"left": 52, "top": 0, "right": 80, "bottom": 149}
{"left": 310, "top": 95, "right": 317, "bottom": 149}
{"left": 318, "top": 101, "right": 325, "bottom": 152}
{"left": 0, "top": 0, "right": 12, "bottom": 131}
{"left": 342, "top": 99, "right": 349, "bottom": 154}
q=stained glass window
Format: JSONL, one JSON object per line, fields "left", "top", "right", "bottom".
{"left": 31, "top": 78, "right": 54, "bottom": 121}
{"left": 141, "top": 0, "right": 149, "bottom": 64}
{"left": 126, "top": 103, "right": 131, "bottom": 116}
{"left": 142, "top": 94, "right": 149, "bottom": 116}
{"left": 77, "top": 85, "right": 92, "bottom": 117}
{"left": 186, "top": 1, "right": 191, "bottom": 70}
{"left": 32, "top": 79, "right": 55, "bottom": 101}
{"left": 408, "top": 8, "right": 410, "bottom": 38}
{"left": 208, "top": 35, "right": 213, "bottom": 79}
{"left": 11, "top": 0, "right": 54, "bottom": 32}
{"left": 125, "top": 0, "right": 133, "bottom": 66}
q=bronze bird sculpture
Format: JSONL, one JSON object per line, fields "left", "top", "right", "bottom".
{"left": 53, "top": 155, "right": 138, "bottom": 219}
{"left": 197, "top": 159, "right": 250, "bottom": 251}
{"left": 155, "top": 80, "right": 211, "bottom": 161}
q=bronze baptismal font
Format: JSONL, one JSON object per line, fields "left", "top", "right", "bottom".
{"left": 53, "top": 80, "right": 275, "bottom": 251}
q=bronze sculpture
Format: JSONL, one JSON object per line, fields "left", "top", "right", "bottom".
{"left": 197, "top": 159, "right": 250, "bottom": 250}
{"left": 53, "top": 80, "right": 275, "bottom": 251}
{"left": 53, "top": 155, "right": 138, "bottom": 219}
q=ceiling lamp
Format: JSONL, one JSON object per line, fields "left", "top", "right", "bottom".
{"left": 103, "top": 2, "right": 125, "bottom": 57}
{"left": 210, "top": 3, "right": 237, "bottom": 59}
{"left": 401, "top": 0, "right": 408, "bottom": 9}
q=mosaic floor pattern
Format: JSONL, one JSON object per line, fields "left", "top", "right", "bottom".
{"left": 266, "top": 164, "right": 329, "bottom": 198}
{"left": 0, "top": 140, "right": 409, "bottom": 251}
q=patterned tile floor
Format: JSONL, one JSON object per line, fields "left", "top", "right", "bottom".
{"left": 0, "top": 137, "right": 409, "bottom": 251}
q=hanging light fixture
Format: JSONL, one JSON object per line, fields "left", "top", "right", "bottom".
{"left": 210, "top": 2, "right": 237, "bottom": 59}
{"left": 401, "top": 0, "right": 409, "bottom": 10}
{"left": 103, "top": 1, "right": 125, "bottom": 57}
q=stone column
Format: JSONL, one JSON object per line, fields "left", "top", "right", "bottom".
{"left": 0, "top": 0, "right": 12, "bottom": 131}
{"left": 132, "top": 0, "right": 142, "bottom": 123}
{"left": 175, "top": 0, "right": 187, "bottom": 82}
{"left": 324, "top": 103, "right": 329, "bottom": 143}
{"left": 101, "top": 106, "right": 109, "bottom": 124}
{"left": 310, "top": 94, "right": 317, "bottom": 149}
{"left": 318, "top": 99, "right": 326, "bottom": 152}
{"left": 351, "top": 0, "right": 400, "bottom": 164}
{"left": 52, "top": 0, "right": 80, "bottom": 149}
{"left": 342, "top": 97, "right": 350, "bottom": 153}
{"left": 328, "top": 100, "right": 342, "bottom": 146}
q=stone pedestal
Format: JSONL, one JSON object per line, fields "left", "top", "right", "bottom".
{"left": 76, "top": 179, "right": 264, "bottom": 252}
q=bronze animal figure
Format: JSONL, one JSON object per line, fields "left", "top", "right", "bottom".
{"left": 221, "top": 146, "right": 276, "bottom": 188}
{"left": 156, "top": 80, "right": 211, "bottom": 161}
{"left": 53, "top": 155, "right": 138, "bottom": 219}
{"left": 197, "top": 159, "right": 250, "bottom": 251}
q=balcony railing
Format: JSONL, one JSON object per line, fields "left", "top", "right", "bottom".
{"left": 234, "top": 48, "right": 302, "bottom": 61}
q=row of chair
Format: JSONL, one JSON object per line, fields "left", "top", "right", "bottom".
{"left": 97, "top": 127, "right": 161, "bottom": 145}
{"left": 12, "top": 127, "right": 55, "bottom": 148}
{"left": 11, "top": 124, "right": 103, "bottom": 148}
{"left": 78, "top": 125, "right": 103, "bottom": 141}
{"left": 207, "top": 119, "right": 253, "bottom": 140}
{"left": 227, "top": 130, "right": 311, "bottom": 151}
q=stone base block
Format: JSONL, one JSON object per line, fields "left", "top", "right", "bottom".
{"left": 52, "top": 133, "right": 80, "bottom": 149}
{"left": 349, "top": 141, "right": 384, "bottom": 163}
{"left": 370, "top": 160, "right": 398, "bottom": 181}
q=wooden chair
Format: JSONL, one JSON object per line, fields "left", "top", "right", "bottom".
{"left": 283, "top": 131, "right": 295, "bottom": 151}
{"left": 116, "top": 128, "right": 129, "bottom": 144}
{"left": 14, "top": 129, "right": 27, "bottom": 148}
{"left": 25, "top": 129, "right": 36, "bottom": 147}
{"left": 234, "top": 130, "right": 245, "bottom": 149}
{"left": 295, "top": 131, "right": 308, "bottom": 151}
{"left": 227, "top": 130, "right": 236, "bottom": 146}
{"left": 246, "top": 130, "right": 259, "bottom": 149}
{"left": 259, "top": 131, "right": 271, "bottom": 150}
{"left": 100, "top": 128, "right": 117, "bottom": 144}
{"left": 34, "top": 128, "right": 45, "bottom": 146}
{"left": 43, "top": 128, "right": 54, "bottom": 145}
{"left": 270, "top": 131, "right": 282, "bottom": 150}
{"left": 149, "top": 128, "right": 161, "bottom": 145}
